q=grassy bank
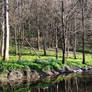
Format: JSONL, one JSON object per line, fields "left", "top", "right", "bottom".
{"left": 0, "top": 47, "right": 92, "bottom": 84}
{"left": 0, "top": 47, "right": 92, "bottom": 72}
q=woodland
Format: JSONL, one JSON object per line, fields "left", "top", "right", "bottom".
{"left": 0, "top": 0, "right": 92, "bottom": 82}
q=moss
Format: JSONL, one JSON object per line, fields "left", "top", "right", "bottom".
{"left": 0, "top": 71, "right": 8, "bottom": 80}
{"left": 64, "top": 65, "right": 72, "bottom": 71}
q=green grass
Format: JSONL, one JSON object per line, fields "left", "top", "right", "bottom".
{"left": 9, "top": 47, "right": 92, "bottom": 65}
{"left": 0, "top": 47, "right": 92, "bottom": 72}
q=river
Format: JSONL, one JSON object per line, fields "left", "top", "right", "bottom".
{"left": 0, "top": 71, "right": 92, "bottom": 92}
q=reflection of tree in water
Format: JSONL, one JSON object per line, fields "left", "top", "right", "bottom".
{"left": 1, "top": 73, "right": 92, "bottom": 92}
{"left": 28, "top": 90, "right": 31, "bottom": 92}
{"left": 55, "top": 73, "right": 92, "bottom": 92}
{"left": 31, "top": 73, "right": 92, "bottom": 92}
{"left": 64, "top": 77, "right": 78, "bottom": 92}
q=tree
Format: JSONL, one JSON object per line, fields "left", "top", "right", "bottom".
{"left": 3, "top": 0, "right": 9, "bottom": 61}
{"left": 81, "top": 0, "right": 85, "bottom": 64}
{"left": 61, "top": 1, "right": 66, "bottom": 64}
{"left": 55, "top": 27, "right": 58, "bottom": 60}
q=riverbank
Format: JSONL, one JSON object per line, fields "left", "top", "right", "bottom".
{"left": 0, "top": 59, "right": 92, "bottom": 86}
{"left": 0, "top": 72, "right": 92, "bottom": 92}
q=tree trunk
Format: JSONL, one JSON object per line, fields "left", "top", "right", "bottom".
{"left": 73, "top": 13, "right": 77, "bottom": 59}
{"left": 1, "top": 22, "right": 4, "bottom": 57}
{"left": 3, "top": 0, "right": 9, "bottom": 61}
{"left": 82, "top": 0, "right": 85, "bottom": 64}
{"left": 37, "top": 29, "right": 40, "bottom": 51}
{"left": 66, "top": 43, "right": 69, "bottom": 58}
{"left": 73, "top": 37, "right": 77, "bottom": 59}
{"left": 14, "top": 27, "right": 18, "bottom": 55}
{"left": 18, "top": 27, "right": 22, "bottom": 60}
{"left": 43, "top": 39, "right": 46, "bottom": 56}
{"left": 56, "top": 27, "right": 58, "bottom": 60}
{"left": 28, "top": 20, "right": 32, "bottom": 54}
{"left": 43, "top": 31, "right": 47, "bottom": 56}
{"left": 62, "top": 1, "right": 66, "bottom": 64}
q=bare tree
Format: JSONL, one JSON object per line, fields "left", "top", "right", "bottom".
{"left": 81, "top": 0, "right": 85, "bottom": 64}
{"left": 3, "top": 0, "right": 9, "bottom": 61}
{"left": 61, "top": 1, "right": 66, "bottom": 64}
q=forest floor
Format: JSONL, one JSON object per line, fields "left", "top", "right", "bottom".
{"left": 0, "top": 47, "right": 92, "bottom": 85}
{"left": 9, "top": 47, "right": 92, "bottom": 66}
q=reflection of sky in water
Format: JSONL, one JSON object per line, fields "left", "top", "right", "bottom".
{"left": 0, "top": 72, "right": 92, "bottom": 92}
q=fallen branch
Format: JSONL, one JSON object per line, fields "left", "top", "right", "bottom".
{"left": 24, "top": 38, "right": 40, "bottom": 58}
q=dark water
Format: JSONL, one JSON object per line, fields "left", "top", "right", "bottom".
{"left": 0, "top": 72, "right": 92, "bottom": 92}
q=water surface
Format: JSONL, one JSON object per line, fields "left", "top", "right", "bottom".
{"left": 0, "top": 72, "right": 92, "bottom": 92}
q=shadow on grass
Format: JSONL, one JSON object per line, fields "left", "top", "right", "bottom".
{"left": 77, "top": 50, "right": 92, "bottom": 54}
{"left": 10, "top": 52, "right": 62, "bottom": 58}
